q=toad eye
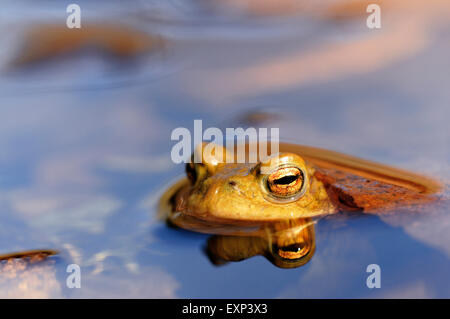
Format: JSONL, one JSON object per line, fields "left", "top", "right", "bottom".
{"left": 275, "top": 243, "right": 309, "bottom": 260}
{"left": 262, "top": 166, "right": 307, "bottom": 202}
{"left": 268, "top": 167, "right": 303, "bottom": 195}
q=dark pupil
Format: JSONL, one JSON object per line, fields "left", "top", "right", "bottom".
{"left": 274, "top": 175, "right": 298, "bottom": 185}
{"left": 186, "top": 163, "right": 197, "bottom": 184}
{"left": 279, "top": 244, "right": 302, "bottom": 252}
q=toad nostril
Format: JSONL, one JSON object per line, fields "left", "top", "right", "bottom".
{"left": 228, "top": 181, "right": 237, "bottom": 187}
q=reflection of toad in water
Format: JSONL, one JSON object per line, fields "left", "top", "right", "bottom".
{"left": 206, "top": 218, "right": 315, "bottom": 269}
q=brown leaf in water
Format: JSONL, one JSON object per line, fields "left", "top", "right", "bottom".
{"left": 322, "top": 0, "right": 378, "bottom": 21}
{"left": 315, "top": 167, "right": 439, "bottom": 214}
{"left": 0, "top": 249, "right": 59, "bottom": 264}
{"left": 208, "top": 0, "right": 379, "bottom": 18}
{"left": 11, "top": 24, "right": 165, "bottom": 68}
{"left": 210, "top": 0, "right": 450, "bottom": 20}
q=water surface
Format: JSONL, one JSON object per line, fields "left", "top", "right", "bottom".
{"left": 0, "top": 0, "right": 449, "bottom": 298}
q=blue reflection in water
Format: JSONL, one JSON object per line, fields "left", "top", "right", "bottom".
{"left": 0, "top": 0, "right": 449, "bottom": 298}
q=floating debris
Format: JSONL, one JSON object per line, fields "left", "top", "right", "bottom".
{"left": 0, "top": 249, "right": 59, "bottom": 264}
{"left": 10, "top": 24, "right": 165, "bottom": 68}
